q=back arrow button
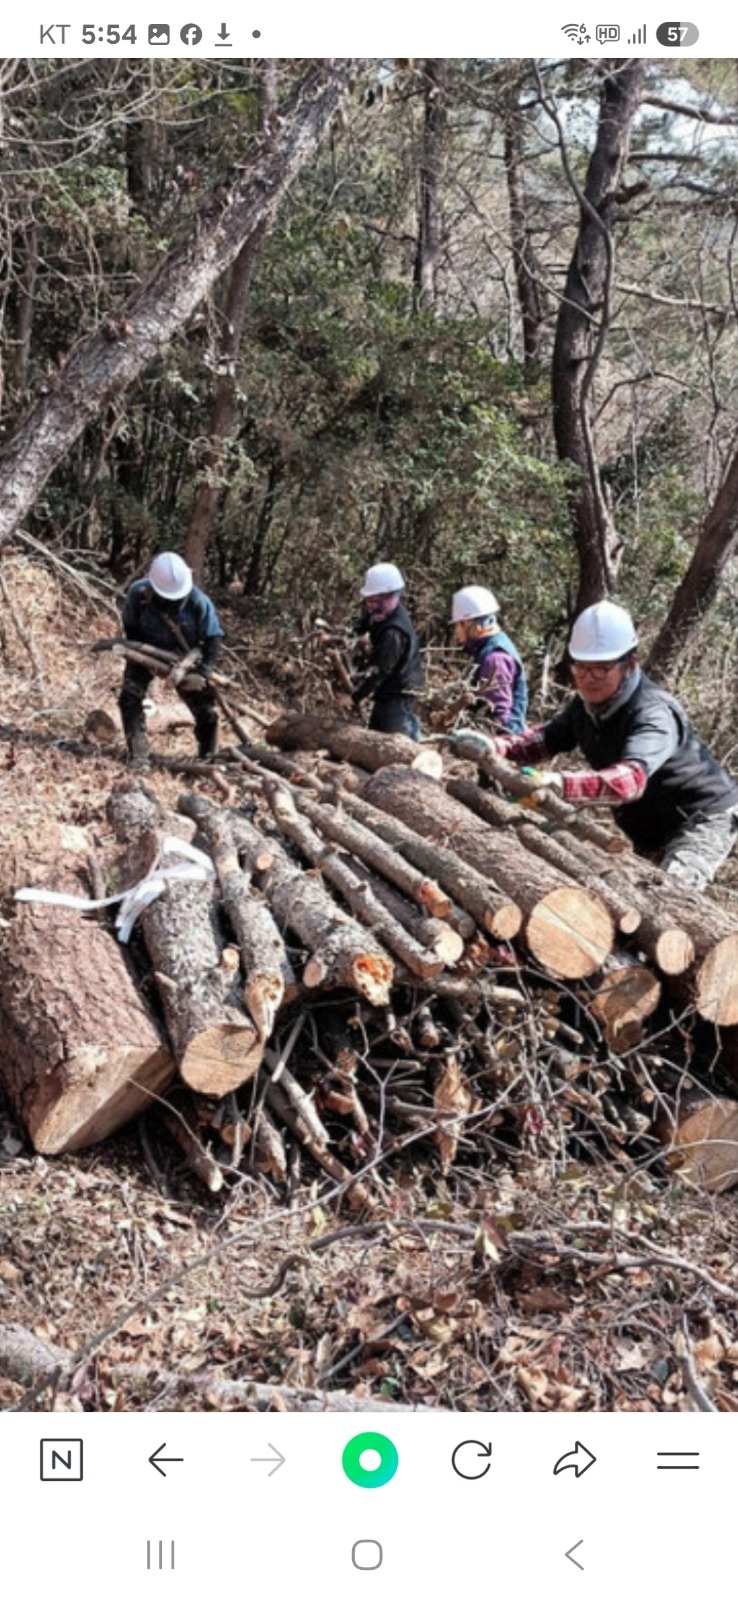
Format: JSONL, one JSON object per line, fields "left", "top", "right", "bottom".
{"left": 565, "top": 1540, "right": 584, "bottom": 1572}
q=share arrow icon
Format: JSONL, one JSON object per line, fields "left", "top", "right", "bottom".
{"left": 553, "top": 1441, "right": 596, "bottom": 1478}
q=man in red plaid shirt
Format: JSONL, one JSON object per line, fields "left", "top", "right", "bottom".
{"left": 493, "top": 600, "right": 738, "bottom": 891}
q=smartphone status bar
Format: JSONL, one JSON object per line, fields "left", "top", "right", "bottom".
{"left": 6, "top": 9, "right": 733, "bottom": 56}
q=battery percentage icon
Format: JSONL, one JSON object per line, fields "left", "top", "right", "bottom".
{"left": 656, "top": 21, "right": 699, "bottom": 45}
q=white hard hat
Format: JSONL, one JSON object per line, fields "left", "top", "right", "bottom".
{"left": 148, "top": 551, "right": 193, "bottom": 601}
{"left": 360, "top": 561, "right": 405, "bottom": 598}
{"left": 451, "top": 585, "right": 499, "bottom": 624}
{"left": 569, "top": 600, "right": 637, "bottom": 661}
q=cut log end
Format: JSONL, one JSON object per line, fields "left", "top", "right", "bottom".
{"left": 418, "top": 882, "right": 452, "bottom": 920}
{"left": 178, "top": 1024, "right": 263, "bottom": 1098}
{"left": 662, "top": 1096, "right": 738, "bottom": 1193}
{"left": 243, "top": 973, "right": 285, "bottom": 1042}
{"left": 29, "top": 1044, "right": 174, "bottom": 1155}
{"left": 694, "top": 931, "right": 738, "bottom": 1027}
{"left": 350, "top": 953, "right": 394, "bottom": 1007}
{"left": 652, "top": 926, "right": 695, "bottom": 976}
{"left": 483, "top": 902, "right": 523, "bottom": 942}
{"left": 526, "top": 887, "right": 614, "bottom": 980}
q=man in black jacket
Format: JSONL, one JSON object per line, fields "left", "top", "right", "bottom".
{"left": 351, "top": 562, "right": 424, "bottom": 741}
{"left": 494, "top": 600, "right": 738, "bottom": 890}
{"left": 119, "top": 551, "right": 224, "bottom": 766}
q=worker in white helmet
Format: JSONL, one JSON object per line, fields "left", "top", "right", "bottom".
{"left": 494, "top": 600, "right": 738, "bottom": 889}
{"left": 352, "top": 562, "right": 424, "bottom": 740}
{"left": 451, "top": 585, "right": 528, "bottom": 733}
{"left": 118, "top": 552, "right": 224, "bottom": 766}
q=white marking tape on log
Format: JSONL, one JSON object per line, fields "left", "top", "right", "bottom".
{"left": 14, "top": 835, "right": 215, "bottom": 944}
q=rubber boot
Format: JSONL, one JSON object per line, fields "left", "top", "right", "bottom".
{"left": 196, "top": 719, "right": 219, "bottom": 762}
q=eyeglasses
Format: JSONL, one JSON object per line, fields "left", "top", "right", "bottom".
{"left": 571, "top": 656, "right": 629, "bottom": 680}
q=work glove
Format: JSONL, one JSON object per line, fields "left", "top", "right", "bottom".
{"left": 448, "top": 728, "right": 499, "bottom": 760}
{"left": 514, "top": 768, "right": 564, "bottom": 809}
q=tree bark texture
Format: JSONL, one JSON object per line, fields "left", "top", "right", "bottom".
{"left": 229, "top": 810, "right": 394, "bottom": 1006}
{"left": 263, "top": 778, "right": 443, "bottom": 981}
{"left": 646, "top": 445, "right": 738, "bottom": 678}
{"left": 265, "top": 711, "right": 439, "bottom": 774}
{"left": 106, "top": 785, "right": 263, "bottom": 1097}
{"left": 413, "top": 60, "right": 445, "bottom": 313}
{"left": 0, "top": 905, "right": 173, "bottom": 1154}
{"left": 550, "top": 60, "right": 644, "bottom": 608}
{"left": 335, "top": 789, "right": 523, "bottom": 940}
{"left": 0, "top": 60, "right": 371, "bottom": 548}
{"left": 177, "top": 791, "right": 296, "bottom": 1041}
{"left": 363, "top": 765, "right": 614, "bottom": 979}
{"left": 504, "top": 102, "right": 544, "bottom": 365}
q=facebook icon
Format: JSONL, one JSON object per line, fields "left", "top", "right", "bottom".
{"left": 180, "top": 23, "right": 203, "bottom": 44}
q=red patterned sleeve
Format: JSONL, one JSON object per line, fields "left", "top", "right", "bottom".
{"left": 561, "top": 760, "right": 647, "bottom": 806}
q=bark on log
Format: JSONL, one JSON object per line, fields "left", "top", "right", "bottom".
{"left": 291, "top": 790, "right": 451, "bottom": 919}
{"left": 106, "top": 784, "right": 262, "bottom": 1097}
{"left": 658, "top": 1094, "right": 738, "bottom": 1193}
{"left": 452, "top": 740, "right": 629, "bottom": 853}
{"left": 345, "top": 858, "right": 464, "bottom": 966}
{"left": 178, "top": 791, "right": 295, "bottom": 1040}
{"left": 263, "top": 778, "right": 443, "bottom": 982}
{"left": 0, "top": 903, "right": 174, "bottom": 1154}
{"left": 447, "top": 778, "right": 641, "bottom": 936}
{"left": 266, "top": 711, "right": 442, "bottom": 776}
{"left": 363, "top": 766, "right": 614, "bottom": 980}
{"left": 332, "top": 790, "right": 522, "bottom": 941}
{"left": 228, "top": 810, "right": 393, "bottom": 1006}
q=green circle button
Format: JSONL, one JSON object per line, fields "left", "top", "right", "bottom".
{"left": 342, "top": 1430, "right": 399, "bottom": 1488}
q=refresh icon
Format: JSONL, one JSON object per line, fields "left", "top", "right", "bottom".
{"left": 451, "top": 1439, "right": 492, "bottom": 1480}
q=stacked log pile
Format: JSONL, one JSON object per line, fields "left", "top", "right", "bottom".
{"left": 3, "top": 715, "right": 738, "bottom": 1198}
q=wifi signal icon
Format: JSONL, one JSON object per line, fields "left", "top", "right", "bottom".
{"left": 562, "top": 21, "right": 590, "bottom": 41}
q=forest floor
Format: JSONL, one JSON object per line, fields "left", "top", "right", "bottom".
{"left": 2, "top": 552, "right": 738, "bottom": 1416}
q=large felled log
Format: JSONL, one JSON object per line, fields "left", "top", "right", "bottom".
{"left": 0, "top": 903, "right": 173, "bottom": 1154}
{"left": 178, "top": 791, "right": 296, "bottom": 1041}
{"left": 229, "top": 811, "right": 393, "bottom": 1005}
{"left": 107, "top": 785, "right": 262, "bottom": 1097}
{"left": 363, "top": 766, "right": 614, "bottom": 980}
{"left": 266, "top": 711, "right": 442, "bottom": 777}
{"left": 447, "top": 779, "right": 641, "bottom": 936}
{"left": 327, "top": 790, "right": 522, "bottom": 941}
{"left": 263, "top": 778, "right": 444, "bottom": 982}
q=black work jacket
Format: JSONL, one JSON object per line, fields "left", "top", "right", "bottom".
{"left": 366, "top": 603, "right": 424, "bottom": 702}
{"left": 542, "top": 672, "right": 738, "bottom": 852}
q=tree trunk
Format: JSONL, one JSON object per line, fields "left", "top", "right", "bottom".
{"left": 185, "top": 63, "right": 278, "bottom": 581}
{"left": 0, "top": 60, "right": 371, "bottom": 548}
{"left": 646, "top": 445, "right": 738, "bottom": 679}
{"left": 363, "top": 765, "right": 614, "bottom": 979}
{"left": 106, "top": 785, "right": 263, "bottom": 1097}
{"left": 412, "top": 60, "right": 445, "bottom": 313}
{"left": 0, "top": 905, "right": 173, "bottom": 1154}
{"left": 550, "top": 60, "right": 644, "bottom": 610}
{"left": 503, "top": 102, "right": 544, "bottom": 366}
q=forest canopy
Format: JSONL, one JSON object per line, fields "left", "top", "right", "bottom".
{"left": 2, "top": 56, "right": 738, "bottom": 689}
